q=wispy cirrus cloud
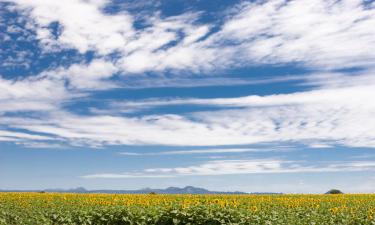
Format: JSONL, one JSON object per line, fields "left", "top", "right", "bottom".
{"left": 3, "top": 0, "right": 375, "bottom": 90}
{"left": 11, "top": 0, "right": 134, "bottom": 54}
{"left": 41, "top": 59, "right": 118, "bottom": 90}
{"left": 214, "top": 0, "right": 375, "bottom": 69}
{"left": 82, "top": 159, "right": 375, "bottom": 178}
{"left": 100, "top": 81, "right": 375, "bottom": 112}
{"left": 117, "top": 75, "right": 306, "bottom": 89}
{"left": 119, "top": 148, "right": 279, "bottom": 156}
{"left": 8, "top": 0, "right": 375, "bottom": 75}
{"left": 0, "top": 130, "right": 52, "bottom": 142}
{"left": 0, "top": 82, "right": 373, "bottom": 148}
{"left": 0, "top": 76, "right": 69, "bottom": 113}
{"left": 0, "top": 0, "right": 375, "bottom": 150}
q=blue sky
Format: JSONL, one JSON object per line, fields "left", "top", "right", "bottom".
{"left": 1, "top": 0, "right": 375, "bottom": 193}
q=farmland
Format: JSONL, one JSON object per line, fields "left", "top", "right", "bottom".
{"left": 0, "top": 193, "right": 374, "bottom": 225}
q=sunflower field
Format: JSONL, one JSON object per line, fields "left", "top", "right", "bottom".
{"left": 0, "top": 193, "right": 374, "bottom": 225}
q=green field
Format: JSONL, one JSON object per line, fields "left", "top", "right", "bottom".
{"left": 1, "top": 193, "right": 374, "bottom": 225}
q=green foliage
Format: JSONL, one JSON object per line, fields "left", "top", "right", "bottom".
{"left": 0, "top": 193, "right": 374, "bottom": 225}
{"left": 325, "top": 189, "right": 344, "bottom": 194}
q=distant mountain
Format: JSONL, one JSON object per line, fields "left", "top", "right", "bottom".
{"left": 127, "top": 186, "right": 248, "bottom": 194}
{"left": 66, "top": 186, "right": 247, "bottom": 194}
{"left": 44, "top": 187, "right": 88, "bottom": 193}
{"left": 0, "top": 186, "right": 282, "bottom": 195}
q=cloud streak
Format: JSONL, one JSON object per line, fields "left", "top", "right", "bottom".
{"left": 82, "top": 159, "right": 375, "bottom": 178}
{"left": 119, "top": 148, "right": 276, "bottom": 156}
{"left": 0, "top": 82, "right": 373, "bottom": 148}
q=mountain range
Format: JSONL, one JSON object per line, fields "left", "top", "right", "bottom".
{"left": 0, "top": 186, "right": 281, "bottom": 194}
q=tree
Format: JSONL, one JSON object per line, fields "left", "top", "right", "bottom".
{"left": 325, "top": 189, "right": 343, "bottom": 194}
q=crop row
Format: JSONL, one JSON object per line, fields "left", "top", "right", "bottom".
{"left": 0, "top": 193, "right": 374, "bottom": 225}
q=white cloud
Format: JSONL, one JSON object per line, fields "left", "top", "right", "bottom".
{"left": 307, "top": 142, "right": 333, "bottom": 149}
{"left": 43, "top": 59, "right": 118, "bottom": 90}
{"left": 13, "top": 0, "right": 134, "bottom": 54}
{"left": 82, "top": 159, "right": 375, "bottom": 178}
{"left": 117, "top": 75, "right": 305, "bottom": 89}
{"left": 215, "top": 0, "right": 375, "bottom": 69}
{"left": 119, "top": 148, "right": 271, "bottom": 156}
{"left": 0, "top": 59, "right": 116, "bottom": 115}
{"left": 11, "top": 0, "right": 218, "bottom": 73}
{"left": 11, "top": 0, "right": 375, "bottom": 74}
{"left": 0, "top": 76, "right": 69, "bottom": 113}
{"left": 117, "top": 13, "right": 219, "bottom": 73}
{"left": 0, "top": 82, "right": 374, "bottom": 148}
{"left": 106, "top": 84, "right": 373, "bottom": 110}
{"left": 0, "top": 130, "right": 53, "bottom": 143}
{"left": 17, "top": 142, "right": 66, "bottom": 149}
{"left": 2, "top": 0, "right": 375, "bottom": 150}
{"left": 82, "top": 173, "right": 174, "bottom": 179}
{"left": 302, "top": 69, "right": 375, "bottom": 89}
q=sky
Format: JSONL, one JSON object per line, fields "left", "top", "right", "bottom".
{"left": 1, "top": 0, "right": 375, "bottom": 193}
